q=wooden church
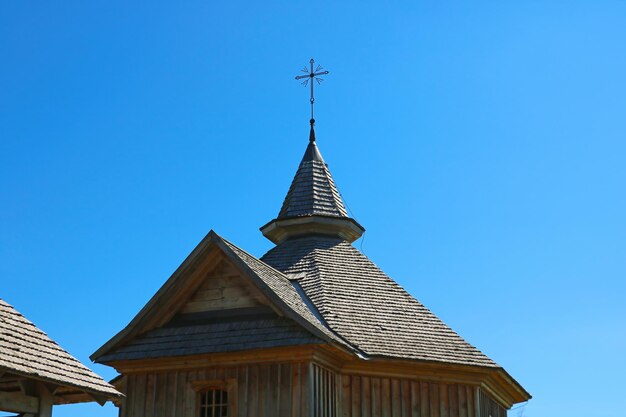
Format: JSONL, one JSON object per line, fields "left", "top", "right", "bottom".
{"left": 91, "top": 67, "right": 530, "bottom": 417}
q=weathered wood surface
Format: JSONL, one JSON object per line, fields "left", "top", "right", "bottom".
{"left": 340, "top": 374, "right": 480, "bottom": 417}
{"left": 477, "top": 388, "right": 507, "bottom": 417}
{"left": 118, "top": 363, "right": 509, "bottom": 417}
{"left": 181, "top": 259, "right": 266, "bottom": 314}
{"left": 0, "top": 390, "right": 39, "bottom": 414}
{"left": 120, "top": 362, "right": 310, "bottom": 417}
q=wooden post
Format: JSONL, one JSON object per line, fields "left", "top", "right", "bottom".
{"left": 37, "top": 382, "right": 53, "bottom": 417}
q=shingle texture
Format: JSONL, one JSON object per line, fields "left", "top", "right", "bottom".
{"left": 0, "top": 299, "right": 120, "bottom": 397}
{"left": 261, "top": 236, "right": 498, "bottom": 367}
{"left": 98, "top": 317, "right": 323, "bottom": 362}
{"left": 224, "top": 239, "right": 349, "bottom": 347}
{"left": 278, "top": 140, "right": 348, "bottom": 218}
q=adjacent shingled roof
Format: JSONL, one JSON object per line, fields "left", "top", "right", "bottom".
{"left": 97, "top": 316, "right": 323, "bottom": 362}
{"left": 261, "top": 236, "right": 498, "bottom": 367}
{"left": 0, "top": 299, "right": 121, "bottom": 398}
{"left": 277, "top": 137, "right": 348, "bottom": 218}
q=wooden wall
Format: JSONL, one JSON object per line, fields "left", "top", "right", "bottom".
{"left": 118, "top": 363, "right": 507, "bottom": 417}
{"left": 119, "top": 362, "right": 310, "bottom": 417}
{"left": 340, "top": 374, "right": 483, "bottom": 417}
{"left": 477, "top": 389, "right": 506, "bottom": 417}
{"left": 181, "top": 258, "right": 266, "bottom": 314}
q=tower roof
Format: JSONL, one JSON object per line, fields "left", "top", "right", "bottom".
{"left": 278, "top": 126, "right": 348, "bottom": 218}
{"left": 261, "top": 126, "right": 365, "bottom": 244}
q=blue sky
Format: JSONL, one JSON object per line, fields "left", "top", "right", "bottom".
{"left": 1, "top": 2, "right": 625, "bottom": 416}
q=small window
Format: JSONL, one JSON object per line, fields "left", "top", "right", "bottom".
{"left": 191, "top": 379, "right": 236, "bottom": 417}
{"left": 199, "top": 389, "right": 228, "bottom": 417}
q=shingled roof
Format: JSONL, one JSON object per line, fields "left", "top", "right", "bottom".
{"left": 259, "top": 136, "right": 498, "bottom": 367}
{"left": 0, "top": 299, "right": 121, "bottom": 400}
{"left": 92, "top": 232, "right": 354, "bottom": 363}
{"left": 93, "top": 125, "right": 529, "bottom": 405}
{"left": 261, "top": 235, "right": 497, "bottom": 367}
{"left": 277, "top": 130, "right": 348, "bottom": 219}
{"left": 260, "top": 127, "right": 365, "bottom": 244}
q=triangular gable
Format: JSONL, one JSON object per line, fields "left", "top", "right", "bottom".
{"left": 91, "top": 231, "right": 352, "bottom": 363}
{"left": 180, "top": 257, "right": 269, "bottom": 314}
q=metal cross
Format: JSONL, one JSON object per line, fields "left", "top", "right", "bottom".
{"left": 295, "top": 58, "right": 329, "bottom": 124}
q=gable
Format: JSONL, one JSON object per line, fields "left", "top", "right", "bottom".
{"left": 180, "top": 257, "right": 268, "bottom": 314}
{"left": 92, "top": 231, "right": 351, "bottom": 364}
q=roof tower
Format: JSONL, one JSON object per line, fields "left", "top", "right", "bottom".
{"left": 260, "top": 59, "right": 365, "bottom": 244}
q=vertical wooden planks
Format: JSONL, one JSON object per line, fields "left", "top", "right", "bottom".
{"left": 371, "top": 377, "right": 382, "bottom": 417}
{"left": 458, "top": 385, "right": 467, "bottom": 417}
{"left": 381, "top": 378, "right": 391, "bottom": 417}
{"left": 183, "top": 370, "right": 197, "bottom": 417}
{"left": 120, "top": 364, "right": 497, "bottom": 417}
{"left": 340, "top": 374, "right": 350, "bottom": 417}
{"left": 291, "top": 363, "right": 302, "bottom": 417}
{"left": 448, "top": 385, "right": 458, "bottom": 417}
{"left": 420, "top": 382, "right": 430, "bottom": 417}
{"left": 237, "top": 366, "right": 248, "bottom": 417}
{"left": 247, "top": 365, "right": 259, "bottom": 417}
{"left": 133, "top": 373, "right": 147, "bottom": 417}
{"left": 466, "top": 386, "right": 475, "bottom": 417}
{"left": 410, "top": 381, "right": 420, "bottom": 417}
{"left": 279, "top": 363, "right": 292, "bottom": 417}
{"left": 361, "top": 376, "right": 371, "bottom": 417}
{"left": 439, "top": 383, "right": 448, "bottom": 417}
{"left": 400, "top": 379, "right": 410, "bottom": 417}
{"left": 346, "top": 375, "right": 358, "bottom": 417}
{"left": 269, "top": 364, "right": 279, "bottom": 417}
{"left": 154, "top": 373, "right": 166, "bottom": 417}
{"left": 391, "top": 379, "right": 401, "bottom": 417}
{"left": 301, "top": 362, "right": 310, "bottom": 417}
{"left": 175, "top": 371, "right": 187, "bottom": 417}
{"left": 430, "top": 383, "right": 440, "bottom": 417}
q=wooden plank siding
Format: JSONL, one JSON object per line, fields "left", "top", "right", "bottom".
{"left": 118, "top": 363, "right": 507, "bottom": 417}
{"left": 339, "top": 374, "right": 485, "bottom": 417}
{"left": 476, "top": 388, "right": 507, "bottom": 417}
{"left": 121, "top": 362, "right": 310, "bottom": 417}
{"left": 180, "top": 259, "right": 266, "bottom": 314}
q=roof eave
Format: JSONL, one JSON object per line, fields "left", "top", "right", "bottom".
{"left": 260, "top": 215, "right": 365, "bottom": 244}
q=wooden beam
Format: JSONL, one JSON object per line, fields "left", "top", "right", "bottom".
{"left": 19, "top": 379, "right": 37, "bottom": 396}
{"left": 0, "top": 390, "right": 39, "bottom": 414}
{"left": 37, "top": 382, "right": 54, "bottom": 417}
{"left": 89, "top": 393, "right": 109, "bottom": 406}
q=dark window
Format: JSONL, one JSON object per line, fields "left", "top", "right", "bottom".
{"left": 199, "top": 389, "right": 228, "bottom": 417}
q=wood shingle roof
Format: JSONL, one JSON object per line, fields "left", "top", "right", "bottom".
{"left": 277, "top": 139, "right": 348, "bottom": 219}
{"left": 92, "top": 232, "right": 354, "bottom": 363}
{"left": 0, "top": 299, "right": 121, "bottom": 399}
{"left": 261, "top": 235, "right": 497, "bottom": 367}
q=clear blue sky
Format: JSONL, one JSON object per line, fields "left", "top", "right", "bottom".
{"left": 1, "top": 2, "right": 625, "bottom": 417}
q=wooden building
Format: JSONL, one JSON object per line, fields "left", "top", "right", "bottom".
{"left": 0, "top": 299, "right": 121, "bottom": 416}
{"left": 92, "top": 123, "right": 531, "bottom": 417}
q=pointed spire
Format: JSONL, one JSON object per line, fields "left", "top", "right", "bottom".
{"left": 260, "top": 128, "right": 365, "bottom": 244}
{"left": 278, "top": 137, "right": 347, "bottom": 219}
{"left": 309, "top": 118, "right": 316, "bottom": 142}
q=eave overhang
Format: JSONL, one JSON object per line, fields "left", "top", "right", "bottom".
{"left": 260, "top": 215, "right": 365, "bottom": 244}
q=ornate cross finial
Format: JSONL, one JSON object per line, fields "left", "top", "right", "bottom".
{"left": 295, "top": 58, "right": 329, "bottom": 128}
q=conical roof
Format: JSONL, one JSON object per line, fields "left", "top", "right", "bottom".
{"left": 278, "top": 130, "right": 348, "bottom": 218}
{"left": 260, "top": 126, "right": 364, "bottom": 244}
